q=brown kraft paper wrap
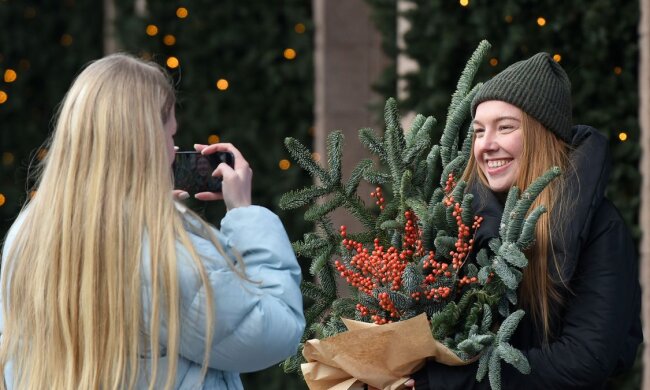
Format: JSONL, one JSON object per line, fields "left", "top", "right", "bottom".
{"left": 301, "top": 313, "right": 475, "bottom": 390}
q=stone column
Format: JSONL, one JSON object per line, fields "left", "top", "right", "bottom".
{"left": 313, "top": 0, "right": 388, "bottom": 234}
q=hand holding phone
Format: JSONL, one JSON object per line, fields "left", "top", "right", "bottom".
{"left": 193, "top": 143, "right": 252, "bottom": 210}
{"left": 173, "top": 151, "right": 234, "bottom": 195}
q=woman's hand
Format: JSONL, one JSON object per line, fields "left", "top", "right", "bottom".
{"left": 193, "top": 143, "right": 252, "bottom": 210}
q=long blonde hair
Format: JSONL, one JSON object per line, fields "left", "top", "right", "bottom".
{"left": 463, "top": 111, "right": 570, "bottom": 340}
{"left": 0, "top": 54, "right": 223, "bottom": 389}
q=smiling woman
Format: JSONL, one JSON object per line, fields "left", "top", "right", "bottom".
{"left": 411, "top": 52, "right": 642, "bottom": 389}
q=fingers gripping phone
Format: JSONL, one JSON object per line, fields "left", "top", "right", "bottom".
{"left": 173, "top": 151, "right": 235, "bottom": 194}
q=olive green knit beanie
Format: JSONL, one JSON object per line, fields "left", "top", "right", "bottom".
{"left": 471, "top": 52, "right": 573, "bottom": 143}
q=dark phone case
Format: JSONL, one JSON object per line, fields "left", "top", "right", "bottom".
{"left": 173, "top": 151, "right": 234, "bottom": 194}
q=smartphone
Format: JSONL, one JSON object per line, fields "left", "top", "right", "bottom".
{"left": 173, "top": 151, "right": 235, "bottom": 194}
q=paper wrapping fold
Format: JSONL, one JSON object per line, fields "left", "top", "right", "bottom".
{"left": 301, "top": 313, "right": 474, "bottom": 390}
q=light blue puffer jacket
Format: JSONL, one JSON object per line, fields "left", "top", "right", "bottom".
{"left": 1, "top": 205, "right": 305, "bottom": 389}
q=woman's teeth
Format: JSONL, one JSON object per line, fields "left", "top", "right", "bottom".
{"left": 487, "top": 160, "right": 510, "bottom": 168}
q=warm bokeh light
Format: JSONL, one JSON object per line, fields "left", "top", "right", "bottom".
{"left": 537, "top": 17, "right": 546, "bottom": 26}
{"left": 30, "top": 190, "right": 37, "bottom": 199}
{"left": 166, "top": 56, "right": 179, "bottom": 69}
{"left": 489, "top": 58, "right": 498, "bottom": 67}
{"left": 308, "top": 126, "right": 315, "bottom": 136}
{"left": 163, "top": 34, "right": 176, "bottom": 46}
{"left": 216, "top": 79, "right": 229, "bottom": 90}
{"left": 283, "top": 48, "right": 297, "bottom": 60}
{"left": 614, "top": 66, "right": 622, "bottom": 75}
{"left": 312, "top": 152, "right": 321, "bottom": 161}
{"left": 619, "top": 132, "right": 628, "bottom": 142}
{"left": 459, "top": 0, "right": 469, "bottom": 6}
{"left": 146, "top": 24, "right": 159, "bottom": 36}
{"left": 553, "top": 54, "right": 562, "bottom": 62}
{"left": 0, "top": 194, "right": 5, "bottom": 207}
{"left": 4, "top": 69, "right": 17, "bottom": 83}
{"left": 505, "top": 15, "right": 513, "bottom": 23}
{"left": 2, "top": 152, "right": 14, "bottom": 166}
{"left": 294, "top": 23, "right": 306, "bottom": 34}
{"left": 208, "top": 134, "right": 220, "bottom": 144}
{"left": 61, "top": 34, "right": 73, "bottom": 46}
{"left": 176, "top": 7, "right": 189, "bottom": 18}
{"left": 0, "top": 90, "right": 7, "bottom": 104}
{"left": 279, "top": 159, "right": 291, "bottom": 170}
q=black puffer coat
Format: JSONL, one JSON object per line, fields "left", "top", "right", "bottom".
{"left": 412, "top": 126, "right": 642, "bottom": 389}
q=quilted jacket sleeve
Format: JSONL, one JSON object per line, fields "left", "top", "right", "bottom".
{"left": 159, "top": 205, "right": 305, "bottom": 373}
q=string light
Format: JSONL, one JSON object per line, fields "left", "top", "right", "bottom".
{"left": 283, "top": 48, "right": 296, "bottom": 60}
{"left": 163, "top": 34, "right": 176, "bottom": 46}
{"left": 4, "top": 69, "right": 17, "bottom": 83}
{"left": 208, "top": 134, "right": 220, "bottom": 144}
{"left": 312, "top": 152, "right": 320, "bottom": 161}
{"left": 614, "top": 66, "right": 622, "bottom": 75}
{"left": 618, "top": 132, "right": 628, "bottom": 141}
{"left": 553, "top": 54, "right": 562, "bottom": 62}
{"left": 459, "top": 0, "right": 469, "bottom": 6}
{"left": 146, "top": 24, "right": 159, "bottom": 36}
{"left": 504, "top": 15, "right": 513, "bottom": 23}
{"left": 0, "top": 194, "right": 5, "bottom": 207}
{"left": 61, "top": 34, "right": 73, "bottom": 46}
{"left": 279, "top": 159, "right": 291, "bottom": 170}
{"left": 216, "top": 79, "right": 229, "bottom": 90}
{"left": 176, "top": 7, "right": 189, "bottom": 18}
{"left": 166, "top": 56, "right": 179, "bottom": 69}
{"left": 294, "top": 23, "right": 306, "bottom": 34}
{"left": 537, "top": 17, "right": 547, "bottom": 27}
{"left": 489, "top": 58, "right": 498, "bottom": 67}
{"left": 0, "top": 90, "right": 7, "bottom": 104}
{"left": 2, "top": 152, "right": 14, "bottom": 166}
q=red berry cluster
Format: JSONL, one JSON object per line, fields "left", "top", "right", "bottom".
{"left": 370, "top": 187, "right": 385, "bottom": 211}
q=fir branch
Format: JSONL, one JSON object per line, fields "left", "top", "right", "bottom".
{"left": 362, "top": 168, "right": 391, "bottom": 185}
{"left": 359, "top": 127, "right": 388, "bottom": 163}
{"left": 447, "top": 39, "right": 491, "bottom": 117}
{"left": 459, "top": 123, "right": 475, "bottom": 162}
{"left": 309, "top": 250, "right": 333, "bottom": 277}
{"left": 499, "top": 187, "right": 520, "bottom": 238}
{"left": 517, "top": 205, "right": 547, "bottom": 249}
{"left": 285, "top": 137, "right": 331, "bottom": 184}
{"left": 497, "top": 342, "right": 531, "bottom": 374}
{"left": 480, "top": 304, "right": 493, "bottom": 334}
{"left": 461, "top": 193, "right": 474, "bottom": 227}
{"left": 424, "top": 145, "right": 441, "bottom": 201}
{"left": 405, "top": 113, "right": 427, "bottom": 146}
{"left": 304, "top": 194, "right": 345, "bottom": 221}
{"left": 302, "top": 281, "right": 327, "bottom": 301}
{"left": 506, "top": 167, "right": 561, "bottom": 242}
{"left": 440, "top": 84, "right": 480, "bottom": 167}
{"left": 279, "top": 185, "right": 330, "bottom": 210}
{"left": 345, "top": 159, "right": 374, "bottom": 196}
{"left": 327, "top": 131, "right": 344, "bottom": 184}
{"left": 493, "top": 257, "right": 517, "bottom": 290}
{"left": 440, "top": 154, "right": 467, "bottom": 188}
{"left": 498, "top": 242, "right": 528, "bottom": 268}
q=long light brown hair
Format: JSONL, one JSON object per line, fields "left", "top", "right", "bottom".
{"left": 463, "top": 111, "right": 571, "bottom": 340}
{"left": 0, "top": 54, "right": 227, "bottom": 389}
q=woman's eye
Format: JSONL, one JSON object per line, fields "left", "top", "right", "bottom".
{"left": 499, "top": 126, "right": 515, "bottom": 132}
{"left": 474, "top": 128, "right": 485, "bottom": 137}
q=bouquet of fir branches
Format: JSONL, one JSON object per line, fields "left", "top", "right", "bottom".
{"left": 280, "top": 41, "right": 560, "bottom": 390}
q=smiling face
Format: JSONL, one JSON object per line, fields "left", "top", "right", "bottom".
{"left": 472, "top": 100, "right": 524, "bottom": 193}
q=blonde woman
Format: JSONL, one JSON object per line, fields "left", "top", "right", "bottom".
{"left": 0, "top": 54, "right": 305, "bottom": 389}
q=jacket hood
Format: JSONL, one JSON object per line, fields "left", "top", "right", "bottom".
{"left": 470, "top": 125, "right": 611, "bottom": 284}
